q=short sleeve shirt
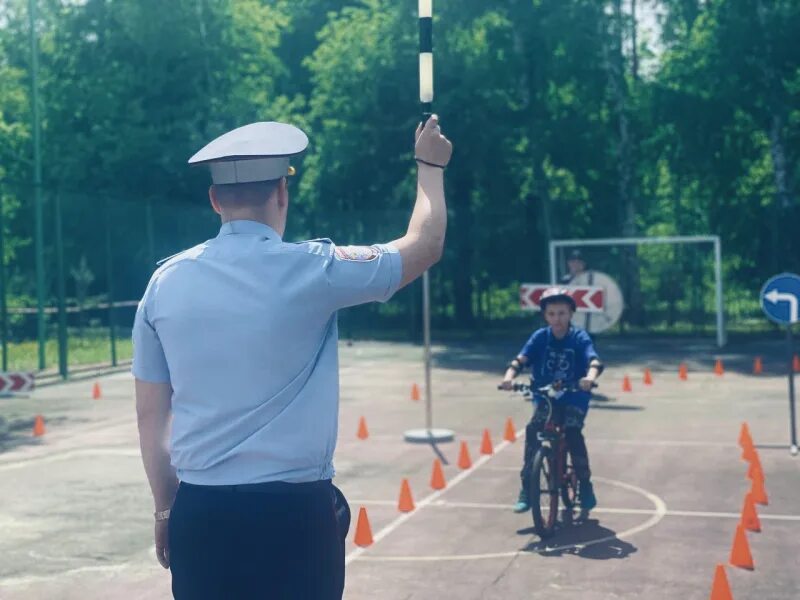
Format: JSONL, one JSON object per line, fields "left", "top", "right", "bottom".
{"left": 519, "top": 326, "right": 599, "bottom": 410}
{"left": 132, "top": 220, "right": 403, "bottom": 484}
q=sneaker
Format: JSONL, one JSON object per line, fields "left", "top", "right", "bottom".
{"left": 513, "top": 488, "right": 530, "bottom": 513}
{"left": 579, "top": 479, "right": 597, "bottom": 512}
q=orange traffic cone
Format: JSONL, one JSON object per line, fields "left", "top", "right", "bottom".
{"left": 794, "top": 354, "right": 800, "bottom": 373}
{"left": 398, "top": 479, "right": 415, "bottom": 513}
{"left": 747, "top": 454, "right": 764, "bottom": 484}
{"left": 709, "top": 564, "right": 734, "bottom": 600}
{"left": 678, "top": 363, "right": 688, "bottom": 380}
{"left": 357, "top": 416, "right": 369, "bottom": 440}
{"left": 92, "top": 382, "right": 102, "bottom": 399}
{"left": 741, "top": 437, "right": 756, "bottom": 463}
{"left": 738, "top": 422, "right": 753, "bottom": 450}
{"left": 480, "top": 429, "right": 494, "bottom": 455}
{"left": 32, "top": 415, "right": 45, "bottom": 437}
{"left": 643, "top": 368, "right": 653, "bottom": 385}
{"left": 751, "top": 477, "right": 768, "bottom": 505}
{"left": 503, "top": 418, "right": 517, "bottom": 442}
{"left": 457, "top": 441, "right": 472, "bottom": 470}
{"left": 753, "top": 357, "right": 763, "bottom": 375}
{"left": 729, "top": 524, "right": 754, "bottom": 570}
{"left": 430, "top": 459, "right": 446, "bottom": 490}
{"left": 714, "top": 359, "right": 724, "bottom": 376}
{"left": 353, "top": 507, "right": 374, "bottom": 547}
{"left": 622, "top": 376, "right": 632, "bottom": 392}
{"left": 411, "top": 383, "right": 421, "bottom": 401}
{"left": 740, "top": 493, "right": 761, "bottom": 532}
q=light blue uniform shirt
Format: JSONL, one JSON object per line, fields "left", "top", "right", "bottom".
{"left": 132, "top": 220, "right": 402, "bottom": 485}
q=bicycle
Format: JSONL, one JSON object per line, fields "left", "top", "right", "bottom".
{"left": 500, "top": 380, "right": 597, "bottom": 538}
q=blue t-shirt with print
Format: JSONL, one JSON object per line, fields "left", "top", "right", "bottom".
{"left": 519, "top": 325, "right": 599, "bottom": 410}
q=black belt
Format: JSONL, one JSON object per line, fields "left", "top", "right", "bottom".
{"left": 180, "top": 479, "right": 332, "bottom": 495}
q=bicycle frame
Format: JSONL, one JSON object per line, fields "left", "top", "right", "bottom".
{"left": 500, "top": 380, "right": 596, "bottom": 537}
{"left": 535, "top": 396, "right": 576, "bottom": 527}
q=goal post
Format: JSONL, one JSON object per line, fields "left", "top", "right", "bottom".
{"left": 549, "top": 235, "right": 725, "bottom": 347}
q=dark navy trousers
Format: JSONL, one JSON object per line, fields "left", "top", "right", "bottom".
{"left": 169, "top": 479, "right": 350, "bottom": 599}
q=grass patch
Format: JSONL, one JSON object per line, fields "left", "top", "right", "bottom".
{"left": 1, "top": 328, "right": 132, "bottom": 372}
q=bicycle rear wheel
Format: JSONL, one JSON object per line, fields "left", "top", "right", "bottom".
{"left": 528, "top": 446, "right": 559, "bottom": 538}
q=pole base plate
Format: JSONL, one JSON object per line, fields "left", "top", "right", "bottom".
{"left": 403, "top": 428, "right": 455, "bottom": 444}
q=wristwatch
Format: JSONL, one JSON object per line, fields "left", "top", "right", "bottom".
{"left": 154, "top": 509, "right": 171, "bottom": 522}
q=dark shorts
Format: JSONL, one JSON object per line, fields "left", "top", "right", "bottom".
{"left": 169, "top": 480, "right": 350, "bottom": 600}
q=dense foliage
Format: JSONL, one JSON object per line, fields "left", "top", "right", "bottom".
{"left": 0, "top": 0, "right": 797, "bottom": 337}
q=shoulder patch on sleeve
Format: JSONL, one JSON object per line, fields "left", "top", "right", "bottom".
{"left": 334, "top": 245, "right": 380, "bottom": 262}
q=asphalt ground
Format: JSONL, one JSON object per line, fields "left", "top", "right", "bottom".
{"left": 0, "top": 336, "right": 798, "bottom": 599}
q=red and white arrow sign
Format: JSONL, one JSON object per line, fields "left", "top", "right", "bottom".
{"left": 0, "top": 372, "right": 35, "bottom": 393}
{"left": 520, "top": 284, "right": 605, "bottom": 313}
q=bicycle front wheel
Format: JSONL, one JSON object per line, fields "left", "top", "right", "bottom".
{"left": 528, "top": 446, "right": 559, "bottom": 538}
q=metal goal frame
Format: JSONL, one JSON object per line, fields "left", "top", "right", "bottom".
{"left": 548, "top": 236, "right": 725, "bottom": 347}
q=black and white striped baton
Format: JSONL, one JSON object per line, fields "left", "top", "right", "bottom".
{"left": 419, "top": 0, "right": 433, "bottom": 122}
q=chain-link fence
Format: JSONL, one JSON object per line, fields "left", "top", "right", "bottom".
{"left": 0, "top": 181, "right": 218, "bottom": 374}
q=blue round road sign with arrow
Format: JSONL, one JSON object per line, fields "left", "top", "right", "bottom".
{"left": 761, "top": 273, "right": 800, "bottom": 325}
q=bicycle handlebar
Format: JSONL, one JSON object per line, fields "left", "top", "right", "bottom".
{"left": 498, "top": 381, "right": 600, "bottom": 429}
{"left": 496, "top": 381, "right": 599, "bottom": 395}
{"left": 496, "top": 382, "right": 532, "bottom": 393}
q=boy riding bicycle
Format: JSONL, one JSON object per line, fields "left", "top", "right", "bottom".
{"left": 499, "top": 287, "right": 604, "bottom": 514}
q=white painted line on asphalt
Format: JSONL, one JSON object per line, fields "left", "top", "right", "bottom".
{"left": 0, "top": 563, "right": 131, "bottom": 587}
{"left": 485, "top": 436, "right": 788, "bottom": 450}
{"left": 480, "top": 438, "right": 759, "bottom": 450}
{"left": 590, "top": 438, "right": 740, "bottom": 447}
{"left": 347, "top": 499, "right": 800, "bottom": 521}
{"left": 344, "top": 427, "right": 526, "bottom": 565}
{"left": 482, "top": 466, "right": 540, "bottom": 472}
{"left": 0, "top": 447, "right": 140, "bottom": 472}
{"left": 663, "top": 509, "right": 800, "bottom": 521}
{"left": 352, "top": 500, "right": 800, "bottom": 522}
{"left": 354, "top": 477, "right": 667, "bottom": 562}
{"left": 349, "top": 499, "right": 397, "bottom": 506}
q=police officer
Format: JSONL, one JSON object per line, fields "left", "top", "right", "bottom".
{"left": 134, "top": 116, "right": 452, "bottom": 599}
{"left": 561, "top": 249, "right": 587, "bottom": 284}
{"left": 561, "top": 249, "right": 597, "bottom": 332}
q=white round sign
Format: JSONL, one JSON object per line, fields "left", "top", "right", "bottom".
{"left": 567, "top": 271, "right": 624, "bottom": 333}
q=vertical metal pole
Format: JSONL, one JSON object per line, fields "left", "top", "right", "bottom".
{"left": 54, "top": 192, "right": 68, "bottom": 378}
{"left": 0, "top": 198, "right": 8, "bottom": 372}
{"left": 421, "top": 0, "right": 434, "bottom": 433}
{"left": 403, "top": 0, "right": 453, "bottom": 444}
{"left": 408, "top": 279, "right": 418, "bottom": 342}
{"left": 788, "top": 326, "right": 798, "bottom": 455}
{"left": 419, "top": 0, "right": 433, "bottom": 122}
{"left": 29, "top": 0, "right": 46, "bottom": 370}
{"left": 105, "top": 197, "right": 117, "bottom": 366}
{"left": 548, "top": 241, "right": 557, "bottom": 284}
{"left": 714, "top": 237, "right": 725, "bottom": 347}
{"left": 423, "top": 271, "right": 432, "bottom": 431}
